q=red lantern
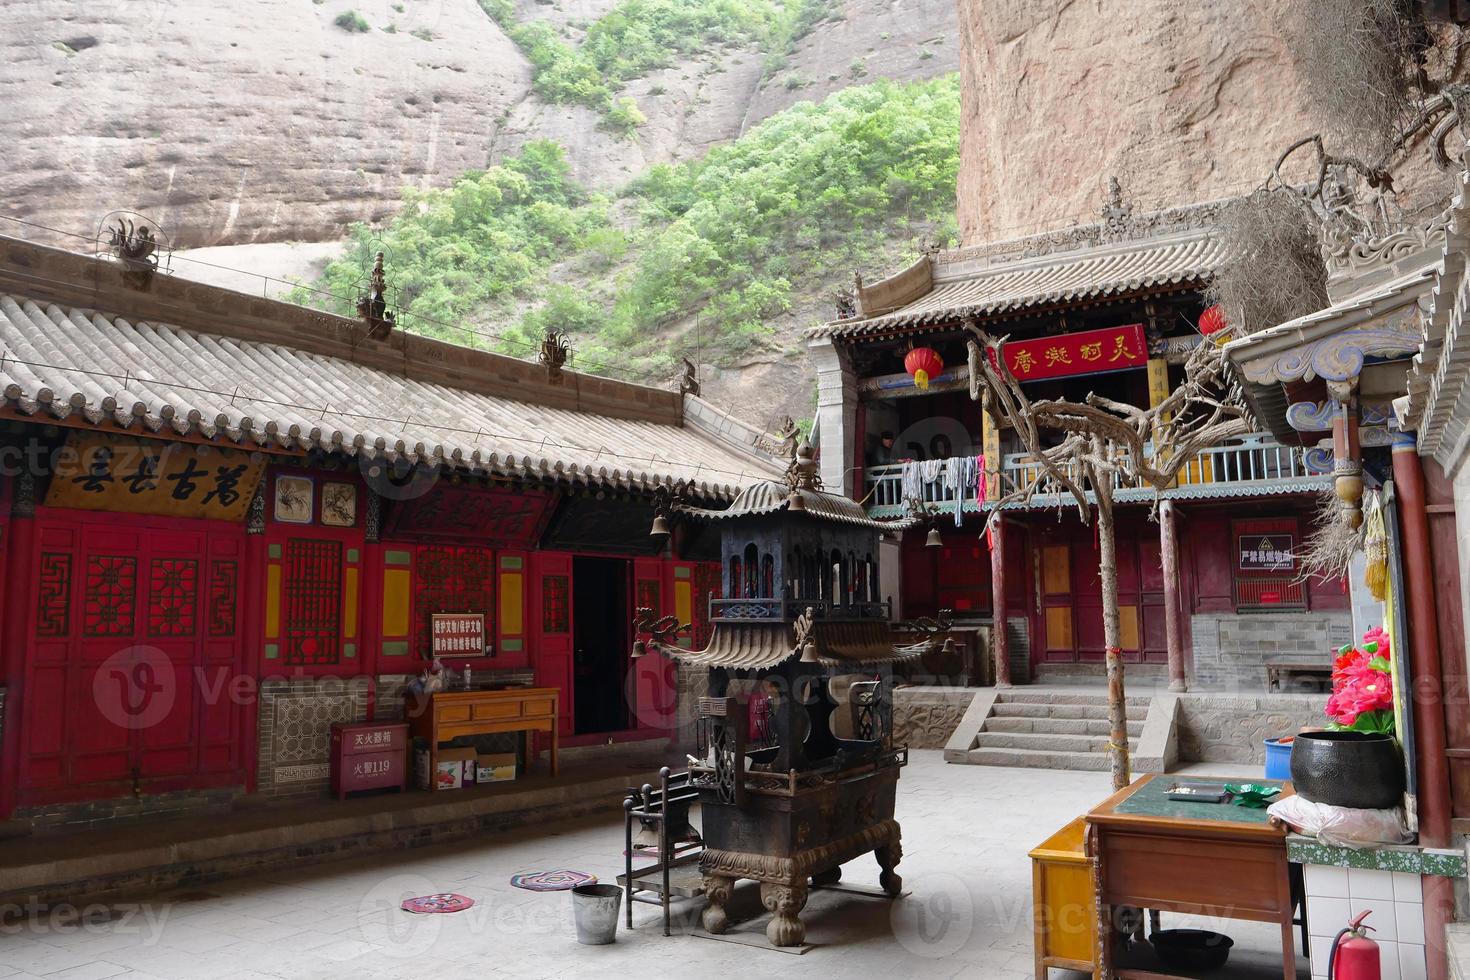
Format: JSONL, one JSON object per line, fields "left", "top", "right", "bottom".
{"left": 1198, "top": 304, "right": 1228, "bottom": 337}
{"left": 904, "top": 346, "right": 944, "bottom": 390}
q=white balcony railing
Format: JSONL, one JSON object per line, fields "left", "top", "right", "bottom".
{"left": 864, "top": 434, "right": 1326, "bottom": 517}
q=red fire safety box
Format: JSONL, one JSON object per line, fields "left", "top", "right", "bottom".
{"left": 330, "top": 721, "right": 410, "bottom": 800}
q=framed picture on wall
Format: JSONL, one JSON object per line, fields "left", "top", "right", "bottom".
{"left": 274, "top": 474, "right": 314, "bottom": 524}
{"left": 321, "top": 482, "right": 357, "bottom": 527}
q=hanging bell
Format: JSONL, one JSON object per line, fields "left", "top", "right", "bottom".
{"left": 925, "top": 526, "right": 942, "bottom": 548}
{"left": 631, "top": 639, "right": 647, "bottom": 659}
{"left": 800, "top": 640, "right": 819, "bottom": 663}
{"left": 649, "top": 513, "right": 671, "bottom": 537}
{"left": 941, "top": 637, "right": 956, "bottom": 656}
{"left": 787, "top": 491, "right": 806, "bottom": 512}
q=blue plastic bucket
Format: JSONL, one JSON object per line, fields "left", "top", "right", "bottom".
{"left": 1264, "top": 737, "right": 1293, "bottom": 780}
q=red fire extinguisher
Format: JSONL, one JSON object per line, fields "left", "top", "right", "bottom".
{"left": 1328, "top": 910, "right": 1381, "bottom": 980}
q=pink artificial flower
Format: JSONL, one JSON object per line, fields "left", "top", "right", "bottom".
{"left": 1362, "top": 626, "right": 1391, "bottom": 660}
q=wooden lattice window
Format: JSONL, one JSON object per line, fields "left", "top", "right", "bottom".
{"left": 282, "top": 538, "right": 343, "bottom": 665}
{"left": 209, "top": 559, "right": 238, "bottom": 637}
{"left": 36, "top": 552, "right": 71, "bottom": 637}
{"left": 84, "top": 555, "right": 137, "bottom": 637}
{"left": 412, "top": 545, "right": 494, "bottom": 659}
{"left": 542, "top": 574, "right": 570, "bottom": 634}
{"left": 148, "top": 558, "right": 198, "bottom": 637}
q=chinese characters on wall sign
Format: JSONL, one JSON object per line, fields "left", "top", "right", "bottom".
{"left": 1238, "top": 534, "right": 1296, "bottom": 572}
{"left": 45, "top": 433, "right": 266, "bottom": 522}
{"left": 431, "top": 613, "right": 488, "bottom": 658}
{"left": 997, "top": 323, "right": 1148, "bottom": 382}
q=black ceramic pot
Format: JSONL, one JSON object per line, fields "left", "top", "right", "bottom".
{"left": 1289, "top": 731, "right": 1406, "bottom": 810}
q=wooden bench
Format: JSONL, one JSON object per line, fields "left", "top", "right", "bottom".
{"left": 1265, "top": 662, "right": 1332, "bottom": 692}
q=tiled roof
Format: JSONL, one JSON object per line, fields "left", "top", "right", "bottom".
{"left": 676, "top": 479, "right": 898, "bottom": 529}
{"left": 0, "top": 293, "right": 783, "bottom": 499}
{"left": 808, "top": 230, "right": 1228, "bottom": 339}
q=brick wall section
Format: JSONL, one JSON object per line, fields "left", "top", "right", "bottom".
{"left": 255, "top": 678, "right": 372, "bottom": 798}
{"left": 1190, "top": 612, "right": 1354, "bottom": 692}
{"left": 1006, "top": 617, "right": 1029, "bottom": 682}
{"left": 17, "top": 787, "right": 243, "bottom": 834}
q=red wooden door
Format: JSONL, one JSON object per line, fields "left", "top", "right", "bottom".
{"left": 531, "top": 552, "right": 574, "bottom": 737}
{"left": 632, "top": 558, "right": 677, "bottom": 732}
{"left": 18, "top": 513, "right": 248, "bottom": 805}
{"left": 1137, "top": 533, "right": 1169, "bottom": 664}
{"left": 1039, "top": 538, "right": 1076, "bottom": 663}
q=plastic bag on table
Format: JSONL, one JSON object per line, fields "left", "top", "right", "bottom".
{"left": 1266, "top": 794, "right": 1412, "bottom": 848}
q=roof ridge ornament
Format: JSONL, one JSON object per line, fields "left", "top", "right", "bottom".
{"left": 356, "top": 251, "right": 396, "bottom": 341}
{"left": 538, "top": 325, "right": 571, "bottom": 383}
{"left": 785, "top": 441, "right": 822, "bottom": 496}
{"left": 1100, "top": 176, "right": 1134, "bottom": 243}
{"left": 95, "top": 210, "right": 171, "bottom": 289}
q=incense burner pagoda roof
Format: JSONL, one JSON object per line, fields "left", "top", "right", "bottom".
{"left": 655, "top": 620, "right": 930, "bottom": 671}
{"left": 675, "top": 479, "right": 900, "bottom": 530}
{"left": 0, "top": 236, "right": 785, "bottom": 501}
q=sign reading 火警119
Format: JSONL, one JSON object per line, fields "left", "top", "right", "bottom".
{"left": 997, "top": 323, "right": 1148, "bottom": 382}
{"left": 431, "top": 613, "right": 488, "bottom": 658}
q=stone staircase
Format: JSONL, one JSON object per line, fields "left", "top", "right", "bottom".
{"left": 948, "top": 689, "right": 1166, "bottom": 772}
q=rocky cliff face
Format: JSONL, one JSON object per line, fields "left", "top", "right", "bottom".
{"left": 3, "top": 0, "right": 957, "bottom": 248}
{"left": 1, "top": 0, "right": 530, "bottom": 248}
{"left": 954, "top": 1, "right": 1345, "bottom": 245}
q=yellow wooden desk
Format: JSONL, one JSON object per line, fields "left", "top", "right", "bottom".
{"left": 1086, "top": 773, "right": 1296, "bottom": 980}
{"left": 406, "top": 687, "right": 559, "bottom": 789}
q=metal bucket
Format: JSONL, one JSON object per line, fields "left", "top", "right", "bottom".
{"left": 570, "top": 884, "right": 622, "bottom": 945}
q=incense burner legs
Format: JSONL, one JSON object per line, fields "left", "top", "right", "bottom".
{"left": 761, "top": 881, "right": 810, "bottom": 945}
{"left": 701, "top": 875, "right": 735, "bottom": 935}
{"left": 700, "top": 818, "right": 902, "bottom": 947}
{"left": 876, "top": 838, "right": 903, "bottom": 896}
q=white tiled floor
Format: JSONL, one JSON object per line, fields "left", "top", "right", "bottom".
{"left": 0, "top": 754, "right": 1310, "bottom": 979}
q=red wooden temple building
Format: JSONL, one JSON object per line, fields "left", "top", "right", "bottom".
{"left": 806, "top": 191, "right": 1359, "bottom": 693}
{"left": 0, "top": 233, "right": 785, "bottom": 828}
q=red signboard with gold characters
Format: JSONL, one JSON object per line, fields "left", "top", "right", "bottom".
{"left": 997, "top": 323, "right": 1148, "bottom": 382}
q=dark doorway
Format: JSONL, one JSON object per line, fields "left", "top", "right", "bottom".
{"left": 573, "top": 556, "right": 632, "bottom": 735}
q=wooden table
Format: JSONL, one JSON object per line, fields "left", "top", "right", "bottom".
{"left": 1086, "top": 774, "right": 1296, "bottom": 980}
{"left": 406, "top": 687, "right": 559, "bottom": 789}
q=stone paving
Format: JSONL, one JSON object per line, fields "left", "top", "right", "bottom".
{"left": 0, "top": 752, "right": 1298, "bottom": 979}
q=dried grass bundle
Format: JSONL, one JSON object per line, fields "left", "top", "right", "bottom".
{"left": 1289, "top": 0, "right": 1427, "bottom": 162}
{"left": 1298, "top": 486, "right": 1364, "bottom": 582}
{"left": 1204, "top": 188, "right": 1330, "bottom": 336}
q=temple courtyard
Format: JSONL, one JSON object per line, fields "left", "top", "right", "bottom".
{"left": 0, "top": 752, "right": 1304, "bottom": 980}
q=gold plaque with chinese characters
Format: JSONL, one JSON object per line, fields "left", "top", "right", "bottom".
{"left": 45, "top": 433, "right": 266, "bottom": 522}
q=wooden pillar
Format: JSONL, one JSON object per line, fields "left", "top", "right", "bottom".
{"left": 1392, "top": 431, "right": 1454, "bottom": 980}
{"left": 988, "top": 516, "right": 1010, "bottom": 687}
{"left": 981, "top": 389, "right": 1002, "bottom": 502}
{"left": 1330, "top": 381, "right": 1363, "bottom": 529}
{"left": 1159, "top": 499, "right": 1186, "bottom": 692}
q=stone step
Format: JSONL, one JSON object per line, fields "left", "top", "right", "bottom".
{"left": 974, "top": 731, "right": 1138, "bottom": 754}
{"left": 983, "top": 715, "right": 1146, "bottom": 737}
{"left": 997, "top": 690, "right": 1151, "bottom": 709}
{"left": 990, "top": 701, "right": 1113, "bottom": 721}
{"left": 963, "top": 746, "right": 1115, "bottom": 771}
